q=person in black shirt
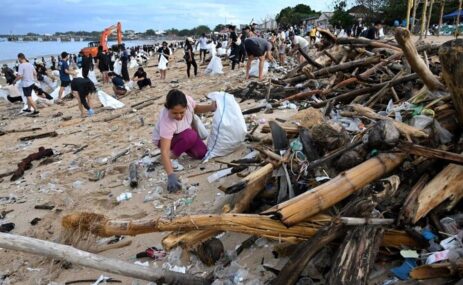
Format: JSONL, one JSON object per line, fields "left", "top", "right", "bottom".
{"left": 71, "top": 77, "right": 96, "bottom": 117}
{"left": 120, "top": 46, "right": 130, "bottom": 81}
{"left": 228, "top": 25, "right": 240, "bottom": 70}
{"left": 108, "top": 72, "right": 127, "bottom": 97}
{"left": 81, "top": 53, "right": 93, "bottom": 79}
{"left": 184, "top": 38, "right": 197, "bottom": 78}
{"left": 1, "top": 64, "right": 16, "bottom": 85}
{"left": 132, "top": 67, "right": 152, "bottom": 90}
{"left": 157, "top": 41, "right": 171, "bottom": 80}
{"left": 365, "top": 21, "right": 382, "bottom": 40}
{"left": 96, "top": 47, "right": 110, "bottom": 84}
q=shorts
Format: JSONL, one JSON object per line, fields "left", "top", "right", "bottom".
{"left": 22, "top": 85, "right": 34, "bottom": 97}
{"left": 244, "top": 39, "right": 265, "bottom": 57}
{"left": 279, "top": 44, "right": 286, "bottom": 55}
{"left": 200, "top": 49, "right": 207, "bottom": 53}
{"left": 115, "top": 86, "right": 127, "bottom": 91}
{"left": 61, "top": 81, "right": 71, "bottom": 87}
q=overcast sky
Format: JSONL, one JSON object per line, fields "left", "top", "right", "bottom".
{"left": 0, "top": 0, "right": 330, "bottom": 34}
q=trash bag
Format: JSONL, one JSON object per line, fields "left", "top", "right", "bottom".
{"left": 204, "top": 92, "right": 247, "bottom": 161}
{"left": 158, "top": 55, "right": 168, "bottom": 70}
{"left": 50, "top": 85, "right": 71, "bottom": 100}
{"left": 192, "top": 114, "right": 209, "bottom": 140}
{"left": 88, "top": 70, "right": 98, "bottom": 85}
{"left": 205, "top": 56, "right": 224, "bottom": 76}
{"left": 113, "top": 60, "right": 122, "bottom": 75}
{"left": 129, "top": 57, "right": 138, "bottom": 69}
{"left": 249, "top": 60, "right": 269, "bottom": 78}
{"left": 217, "top": 48, "right": 228, "bottom": 56}
{"left": 97, "top": 90, "right": 125, "bottom": 109}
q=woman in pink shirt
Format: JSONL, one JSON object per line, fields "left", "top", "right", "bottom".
{"left": 153, "top": 89, "right": 216, "bottom": 192}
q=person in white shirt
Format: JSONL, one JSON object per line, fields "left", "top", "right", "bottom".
{"left": 15, "top": 53, "right": 39, "bottom": 114}
{"left": 196, "top": 33, "right": 209, "bottom": 63}
{"left": 289, "top": 32, "right": 310, "bottom": 63}
{"left": 277, "top": 29, "right": 287, "bottom": 65}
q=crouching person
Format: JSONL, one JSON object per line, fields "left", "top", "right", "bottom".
{"left": 132, "top": 67, "right": 152, "bottom": 90}
{"left": 152, "top": 89, "right": 216, "bottom": 192}
{"left": 71, "top": 77, "right": 96, "bottom": 117}
{"left": 108, "top": 72, "right": 127, "bottom": 97}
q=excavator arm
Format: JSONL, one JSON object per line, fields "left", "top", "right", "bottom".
{"left": 99, "top": 21, "right": 123, "bottom": 51}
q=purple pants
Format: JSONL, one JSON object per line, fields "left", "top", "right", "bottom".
{"left": 170, "top": 128, "right": 207, "bottom": 159}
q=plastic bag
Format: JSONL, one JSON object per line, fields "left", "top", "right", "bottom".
{"left": 50, "top": 85, "right": 71, "bottom": 100}
{"left": 97, "top": 90, "right": 125, "bottom": 109}
{"left": 204, "top": 56, "right": 223, "bottom": 76}
{"left": 204, "top": 92, "right": 247, "bottom": 161}
{"left": 249, "top": 60, "right": 269, "bottom": 78}
{"left": 192, "top": 114, "right": 209, "bottom": 140}
{"left": 158, "top": 55, "right": 168, "bottom": 70}
{"left": 411, "top": 115, "right": 433, "bottom": 130}
{"left": 88, "top": 70, "right": 98, "bottom": 85}
{"left": 216, "top": 48, "right": 227, "bottom": 56}
{"left": 433, "top": 120, "right": 453, "bottom": 144}
{"left": 113, "top": 60, "right": 122, "bottom": 75}
{"left": 129, "top": 57, "right": 138, "bottom": 69}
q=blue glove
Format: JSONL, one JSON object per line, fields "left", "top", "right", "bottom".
{"left": 87, "top": 108, "right": 95, "bottom": 116}
{"left": 167, "top": 173, "right": 182, "bottom": 193}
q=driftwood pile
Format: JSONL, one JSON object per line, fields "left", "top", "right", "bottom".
{"left": 3, "top": 28, "right": 463, "bottom": 284}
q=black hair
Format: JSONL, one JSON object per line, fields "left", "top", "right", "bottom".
{"left": 185, "top": 39, "right": 192, "bottom": 48}
{"left": 108, "top": 71, "right": 120, "bottom": 77}
{"left": 17, "top": 53, "right": 26, "bottom": 60}
{"left": 165, "top": 89, "right": 187, "bottom": 109}
{"left": 162, "top": 41, "right": 168, "bottom": 46}
{"left": 137, "top": 67, "right": 145, "bottom": 73}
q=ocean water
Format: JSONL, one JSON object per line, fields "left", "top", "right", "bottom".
{"left": 0, "top": 39, "right": 156, "bottom": 63}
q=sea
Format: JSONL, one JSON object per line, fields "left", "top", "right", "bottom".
{"left": 0, "top": 39, "right": 157, "bottom": 65}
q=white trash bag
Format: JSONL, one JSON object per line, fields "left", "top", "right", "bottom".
{"left": 158, "top": 55, "right": 168, "bottom": 71}
{"left": 205, "top": 56, "right": 223, "bottom": 76}
{"left": 113, "top": 60, "right": 122, "bottom": 75}
{"left": 249, "top": 60, "right": 269, "bottom": 78}
{"left": 97, "top": 90, "right": 125, "bottom": 109}
{"left": 192, "top": 114, "right": 209, "bottom": 140}
{"left": 50, "top": 85, "right": 71, "bottom": 100}
{"left": 204, "top": 92, "right": 247, "bottom": 161}
{"left": 129, "top": 57, "right": 138, "bottom": 69}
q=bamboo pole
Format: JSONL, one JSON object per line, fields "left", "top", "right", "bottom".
{"left": 0, "top": 233, "right": 209, "bottom": 285}
{"left": 425, "top": 0, "right": 435, "bottom": 38}
{"left": 420, "top": 0, "right": 429, "bottom": 39}
{"left": 407, "top": 0, "right": 414, "bottom": 29}
{"left": 262, "top": 153, "right": 406, "bottom": 226}
{"left": 438, "top": 0, "right": 446, "bottom": 36}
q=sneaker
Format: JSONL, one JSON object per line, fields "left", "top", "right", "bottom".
{"left": 32, "top": 110, "right": 40, "bottom": 115}
{"left": 22, "top": 109, "right": 31, "bottom": 113}
{"left": 171, "top": 159, "right": 184, "bottom": 172}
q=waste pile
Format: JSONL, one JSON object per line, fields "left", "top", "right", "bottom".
{"left": 3, "top": 28, "right": 463, "bottom": 285}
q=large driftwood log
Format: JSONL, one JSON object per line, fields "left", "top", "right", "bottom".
{"left": 0, "top": 233, "right": 209, "bottom": 285}
{"left": 336, "top": 38, "right": 401, "bottom": 51}
{"left": 439, "top": 39, "right": 463, "bottom": 125}
{"left": 411, "top": 160, "right": 463, "bottom": 223}
{"left": 395, "top": 28, "right": 446, "bottom": 91}
{"left": 308, "top": 56, "right": 381, "bottom": 79}
{"left": 398, "top": 174, "right": 431, "bottom": 225}
{"left": 397, "top": 142, "right": 463, "bottom": 165}
{"left": 262, "top": 153, "right": 406, "bottom": 226}
{"left": 410, "top": 259, "right": 463, "bottom": 279}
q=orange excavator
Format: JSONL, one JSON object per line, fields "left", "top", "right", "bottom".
{"left": 81, "top": 22, "right": 123, "bottom": 57}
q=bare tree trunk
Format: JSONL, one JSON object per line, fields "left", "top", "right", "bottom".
{"left": 420, "top": 0, "right": 429, "bottom": 39}
{"left": 425, "top": 0, "right": 435, "bottom": 38}
{"left": 407, "top": 0, "right": 414, "bottom": 29}
{"left": 457, "top": 0, "right": 463, "bottom": 38}
{"left": 438, "top": 0, "right": 446, "bottom": 36}
{"left": 411, "top": 0, "right": 420, "bottom": 32}
{"left": 0, "top": 233, "right": 209, "bottom": 285}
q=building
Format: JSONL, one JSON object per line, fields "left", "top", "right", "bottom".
{"left": 316, "top": 12, "right": 334, "bottom": 28}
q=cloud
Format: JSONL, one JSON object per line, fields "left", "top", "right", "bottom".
{"left": 0, "top": 0, "right": 329, "bottom": 34}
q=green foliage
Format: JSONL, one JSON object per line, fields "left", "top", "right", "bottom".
{"left": 192, "top": 25, "right": 211, "bottom": 35}
{"left": 330, "top": 0, "right": 355, "bottom": 28}
{"left": 276, "top": 4, "right": 319, "bottom": 28}
{"left": 214, "top": 24, "right": 226, "bottom": 32}
{"left": 145, "top": 29, "right": 156, "bottom": 36}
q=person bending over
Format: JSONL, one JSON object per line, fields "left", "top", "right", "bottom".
{"left": 71, "top": 77, "right": 96, "bottom": 117}
{"left": 108, "top": 72, "right": 127, "bottom": 97}
{"left": 244, "top": 37, "right": 274, "bottom": 81}
{"left": 152, "top": 89, "right": 216, "bottom": 192}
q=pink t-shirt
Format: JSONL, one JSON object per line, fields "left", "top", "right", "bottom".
{"left": 152, "top": 95, "right": 196, "bottom": 145}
